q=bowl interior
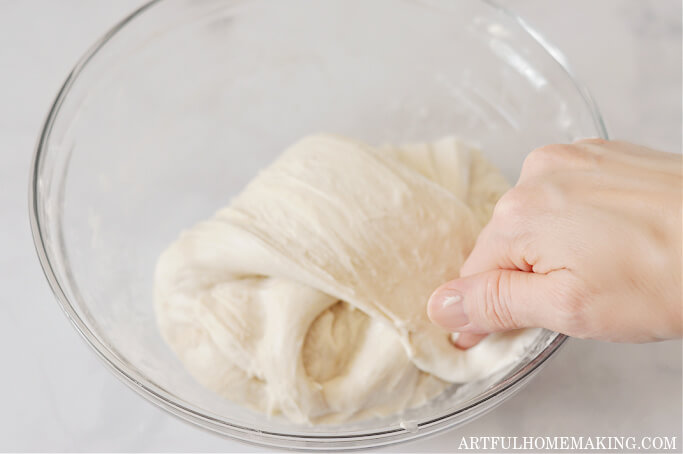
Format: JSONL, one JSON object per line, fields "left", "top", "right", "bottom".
{"left": 33, "top": 0, "right": 603, "bottom": 448}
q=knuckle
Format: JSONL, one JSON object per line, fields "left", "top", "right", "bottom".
{"left": 523, "top": 143, "right": 600, "bottom": 175}
{"left": 493, "top": 187, "right": 526, "bottom": 217}
{"left": 574, "top": 137, "right": 608, "bottom": 146}
{"left": 570, "top": 146, "right": 605, "bottom": 168}
{"left": 522, "top": 146, "right": 557, "bottom": 174}
{"left": 512, "top": 231, "right": 537, "bottom": 270}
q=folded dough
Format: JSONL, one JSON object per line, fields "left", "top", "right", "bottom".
{"left": 154, "top": 134, "right": 536, "bottom": 424}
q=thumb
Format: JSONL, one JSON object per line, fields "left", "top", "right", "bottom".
{"left": 427, "top": 269, "right": 551, "bottom": 333}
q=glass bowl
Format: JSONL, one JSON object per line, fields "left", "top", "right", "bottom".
{"left": 30, "top": 0, "right": 606, "bottom": 450}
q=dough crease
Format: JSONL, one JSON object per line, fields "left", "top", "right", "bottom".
{"left": 154, "top": 134, "right": 536, "bottom": 423}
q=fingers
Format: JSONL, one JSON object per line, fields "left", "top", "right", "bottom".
{"left": 460, "top": 223, "right": 531, "bottom": 278}
{"left": 432, "top": 141, "right": 603, "bottom": 339}
{"left": 452, "top": 333, "right": 487, "bottom": 349}
{"left": 428, "top": 269, "right": 553, "bottom": 333}
{"left": 459, "top": 222, "right": 510, "bottom": 276}
{"left": 460, "top": 188, "right": 539, "bottom": 277}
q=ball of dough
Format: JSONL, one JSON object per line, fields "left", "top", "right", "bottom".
{"left": 154, "top": 134, "right": 536, "bottom": 424}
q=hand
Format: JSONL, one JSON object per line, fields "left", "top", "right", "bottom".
{"left": 427, "top": 139, "right": 682, "bottom": 348}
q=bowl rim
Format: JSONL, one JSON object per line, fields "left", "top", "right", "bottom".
{"left": 29, "top": 0, "right": 607, "bottom": 449}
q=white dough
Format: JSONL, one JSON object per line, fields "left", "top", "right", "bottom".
{"left": 154, "top": 134, "right": 538, "bottom": 424}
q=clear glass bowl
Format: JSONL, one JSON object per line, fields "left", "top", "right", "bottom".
{"left": 30, "top": 0, "right": 606, "bottom": 450}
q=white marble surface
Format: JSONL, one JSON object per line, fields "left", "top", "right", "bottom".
{"left": 0, "top": 0, "right": 680, "bottom": 452}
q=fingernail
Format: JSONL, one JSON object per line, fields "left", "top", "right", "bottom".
{"left": 427, "top": 288, "right": 469, "bottom": 331}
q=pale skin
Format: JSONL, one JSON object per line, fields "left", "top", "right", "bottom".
{"left": 427, "top": 139, "right": 683, "bottom": 349}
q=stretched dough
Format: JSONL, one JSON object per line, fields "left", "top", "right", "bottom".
{"left": 154, "top": 134, "right": 537, "bottom": 423}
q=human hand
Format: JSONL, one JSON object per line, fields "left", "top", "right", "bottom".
{"left": 427, "top": 139, "right": 682, "bottom": 348}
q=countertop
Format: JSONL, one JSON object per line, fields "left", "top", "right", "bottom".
{"left": 0, "top": 0, "right": 680, "bottom": 452}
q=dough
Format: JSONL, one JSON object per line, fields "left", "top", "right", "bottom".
{"left": 154, "top": 134, "right": 537, "bottom": 424}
